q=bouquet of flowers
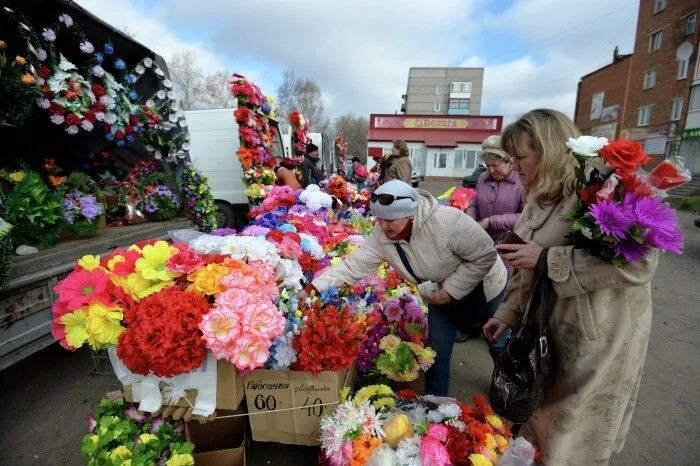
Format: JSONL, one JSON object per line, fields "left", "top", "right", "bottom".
{"left": 82, "top": 396, "right": 194, "bottom": 466}
{"left": 438, "top": 186, "right": 477, "bottom": 211}
{"left": 179, "top": 167, "right": 217, "bottom": 232}
{"left": 335, "top": 137, "right": 348, "bottom": 174}
{"left": 289, "top": 110, "right": 309, "bottom": 155}
{"left": 323, "top": 174, "right": 357, "bottom": 204}
{"left": 0, "top": 39, "right": 40, "bottom": 126}
{"left": 564, "top": 136, "right": 688, "bottom": 266}
{"left": 320, "top": 387, "right": 520, "bottom": 466}
{"left": 138, "top": 173, "right": 180, "bottom": 221}
{"left": 63, "top": 190, "right": 103, "bottom": 237}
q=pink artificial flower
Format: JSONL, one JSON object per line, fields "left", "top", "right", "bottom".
{"left": 278, "top": 236, "right": 302, "bottom": 259}
{"left": 426, "top": 423, "right": 449, "bottom": 442}
{"left": 248, "top": 302, "right": 285, "bottom": 340}
{"left": 87, "top": 413, "right": 97, "bottom": 433}
{"left": 230, "top": 335, "right": 270, "bottom": 372}
{"left": 420, "top": 436, "right": 452, "bottom": 466}
{"left": 166, "top": 244, "right": 205, "bottom": 274}
{"left": 54, "top": 267, "right": 111, "bottom": 309}
{"left": 199, "top": 307, "right": 241, "bottom": 342}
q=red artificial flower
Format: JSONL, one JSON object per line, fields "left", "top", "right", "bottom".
{"left": 103, "top": 123, "right": 111, "bottom": 134}
{"left": 49, "top": 102, "right": 65, "bottom": 116}
{"left": 578, "top": 184, "right": 603, "bottom": 206}
{"left": 166, "top": 244, "right": 205, "bottom": 274}
{"left": 91, "top": 84, "right": 106, "bottom": 98}
{"left": 114, "top": 130, "right": 125, "bottom": 140}
{"left": 92, "top": 102, "right": 105, "bottom": 112}
{"left": 649, "top": 159, "right": 690, "bottom": 190}
{"left": 39, "top": 65, "right": 51, "bottom": 79}
{"left": 445, "top": 425, "right": 471, "bottom": 464}
{"left": 598, "top": 140, "right": 651, "bottom": 177}
{"left": 621, "top": 173, "right": 655, "bottom": 198}
{"left": 129, "top": 114, "right": 139, "bottom": 126}
{"left": 83, "top": 111, "right": 97, "bottom": 123}
{"left": 134, "top": 239, "right": 159, "bottom": 250}
{"left": 292, "top": 304, "right": 367, "bottom": 376}
{"left": 396, "top": 389, "right": 417, "bottom": 400}
{"left": 116, "top": 287, "right": 209, "bottom": 377}
{"left": 42, "top": 84, "right": 53, "bottom": 98}
{"left": 65, "top": 113, "right": 81, "bottom": 126}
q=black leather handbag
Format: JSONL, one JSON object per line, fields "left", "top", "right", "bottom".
{"left": 489, "top": 249, "right": 556, "bottom": 424}
{"left": 394, "top": 243, "right": 490, "bottom": 334}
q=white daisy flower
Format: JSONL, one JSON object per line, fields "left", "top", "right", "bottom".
{"left": 50, "top": 114, "right": 65, "bottom": 125}
{"left": 65, "top": 125, "right": 79, "bottom": 135}
{"left": 42, "top": 28, "right": 56, "bottom": 42}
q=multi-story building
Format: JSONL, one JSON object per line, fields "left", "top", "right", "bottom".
{"left": 401, "top": 67, "right": 483, "bottom": 116}
{"left": 574, "top": 0, "right": 700, "bottom": 172}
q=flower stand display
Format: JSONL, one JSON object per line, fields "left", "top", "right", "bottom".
{"left": 244, "top": 366, "right": 356, "bottom": 446}
{"left": 185, "top": 407, "right": 248, "bottom": 466}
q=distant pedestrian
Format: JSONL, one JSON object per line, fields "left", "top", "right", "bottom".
{"left": 300, "top": 142, "right": 323, "bottom": 187}
{"left": 379, "top": 140, "right": 412, "bottom": 185}
{"left": 351, "top": 156, "right": 368, "bottom": 189}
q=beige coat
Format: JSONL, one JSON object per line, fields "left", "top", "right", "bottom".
{"left": 313, "top": 191, "right": 507, "bottom": 302}
{"left": 495, "top": 193, "right": 658, "bottom": 465}
{"left": 381, "top": 154, "right": 412, "bottom": 184}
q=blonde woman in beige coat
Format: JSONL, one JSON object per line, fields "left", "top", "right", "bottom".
{"left": 483, "top": 109, "right": 658, "bottom": 465}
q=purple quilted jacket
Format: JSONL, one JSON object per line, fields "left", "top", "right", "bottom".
{"left": 466, "top": 170, "right": 524, "bottom": 242}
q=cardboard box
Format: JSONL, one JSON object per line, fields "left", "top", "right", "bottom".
{"left": 394, "top": 372, "right": 426, "bottom": 395}
{"left": 185, "top": 408, "right": 247, "bottom": 466}
{"left": 243, "top": 366, "right": 356, "bottom": 446}
{"left": 124, "top": 359, "right": 244, "bottom": 412}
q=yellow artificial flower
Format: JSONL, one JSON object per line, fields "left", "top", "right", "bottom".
{"left": 8, "top": 171, "right": 25, "bottom": 182}
{"left": 86, "top": 434, "right": 99, "bottom": 447}
{"left": 135, "top": 241, "right": 178, "bottom": 281}
{"left": 379, "top": 334, "right": 401, "bottom": 351}
{"left": 372, "top": 396, "right": 397, "bottom": 411}
{"left": 353, "top": 384, "right": 395, "bottom": 408}
{"left": 15, "top": 55, "right": 26, "bottom": 65}
{"left": 166, "top": 453, "right": 195, "bottom": 466}
{"left": 85, "top": 302, "right": 124, "bottom": 348}
{"left": 486, "top": 413, "right": 504, "bottom": 431}
{"left": 339, "top": 386, "right": 351, "bottom": 403}
{"left": 124, "top": 273, "right": 172, "bottom": 300}
{"left": 21, "top": 73, "right": 35, "bottom": 84}
{"left": 60, "top": 310, "right": 89, "bottom": 348}
{"left": 469, "top": 454, "right": 493, "bottom": 466}
{"left": 138, "top": 433, "right": 158, "bottom": 444}
{"left": 383, "top": 413, "right": 414, "bottom": 448}
{"left": 494, "top": 434, "right": 509, "bottom": 454}
{"left": 245, "top": 184, "right": 265, "bottom": 199}
{"left": 485, "top": 433, "right": 497, "bottom": 451}
{"left": 330, "top": 257, "right": 342, "bottom": 266}
{"left": 0, "top": 40, "right": 6, "bottom": 48}
{"left": 109, "top": 445, "right": 132, "bottom": 461}
{"left": 78, "top": 254, "right": 101, "bottom": 271}
{"left": 187, "top": 263, "right": 228, "bottom": 295}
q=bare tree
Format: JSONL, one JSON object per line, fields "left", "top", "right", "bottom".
{"left": 276, "top": 70, "right": 331, "bottom": 134}
{"left": 199, "top": 71, "right": 236, "bottom": 109}
{"left": 167, "top": 50, "right": 204, "bottom": 110}
{"left": 334, "top": 114, "right": 369, "bottom": 163}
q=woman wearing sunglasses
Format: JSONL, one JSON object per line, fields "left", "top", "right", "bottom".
{"left": 310, "top": 180, "right": 507, "bottom": 396}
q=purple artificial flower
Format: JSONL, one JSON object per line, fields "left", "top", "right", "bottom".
{"left": 614, "top": 238, "right": 650, "bottom": 263}
{"left": 211, "top": 227, "right": 237, "bottom": 236}
{"left": 125, "top": 405, "right": 147, "bottom": 423}
{"left": 145, "top": 202, "right": 158, "bottom": 213}
{"left": 241, "top": 225, "right": 270, "bottom": 237}
{"left": 384, "top": 299, "right": 404, "bottom": 323}
{"left": 589, "top": 200, "right": 634, "bottom": 240}
{"left": 87, "top": 413, "right": 97, "bottom": 433}
{"left": 357, "top": 325, "right": 389, "bottom": 373}
{"left": 150, "top": 417, "right": 165, "bottom": 433}
{"left": 630, "top": 195, "right": 684, "bottom": 254}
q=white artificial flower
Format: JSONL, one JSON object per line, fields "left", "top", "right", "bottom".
{"left": 181, "top": 142, "right": 191, "bottom": 151}
{"left": 94, "top": 112, "right": 105, "bottom": 122}
{"left": 58, "top": 56, "right": 76, "bottom": 71}
{"left": 50, "top": 114, "right": 65, "bottom": 125}
{"left": 42, "top": 28, "right": 56, "bottom": 42}
{"left": 37, "top": 98, "right": 51, "bottom": 109}
{"left": 298, "top": 233, "right": 325, "bottom": 260}
{"left": 92, "top": 65, "right": 105, "bottom": 77}
{"left": 437, "top": 402, "right": 461, "bottom": 419}
{"left": 104, "top": 112, "right": 117, "bottom": 124}
{"left": 427, "top": 409, "right": 445, "bottom": 423}
{"left": 163, "top": 79, "right": 172, "bottom": 88}
{"left": 154, "top": 151, "right": 162, "bottom": 159}
{"left": 36, "top": 48, "right": 47, "bottom": 61}
{"left": 81, "top": 120, "right": 94, "bottom": 132}
{"left": 143, "top": 57, "right": 153, "bottom": 68}
{"left": 58, "top": 14, "right": 73, "bottom": 27}
{"left": 65, "top": 125, "right": 79, "bottom": 135}
{"left": 448, "top": 419, "right": 466, "bottom": 432}
{"left": 565, "top": 136, "right": 608, "bottom": 157}
{"left": 145, "top": 99, "right": 155, "bottom": 108}
{"left": 168, "top": 113, "right": 178, "bottom": 123}
{"left": 395, "top": 435, "right": 422, "bottom": 466}
{"left": 179, "top": 119, "right": 188, "bottom": 128}
{"left": 37, "top": 77, "right": 45, "bottom": 86}
{"left": 154, "top": 67, "right": 164, "bottom": 76}
{"left": 189, "top": 235, "right": 226, "bottom": 255}
{"left": 145, "top": 144, "right": 155, "bottom": 152}
{"left": 176, "top": 109, "right": 184, "bottom": 118}
{"left": 134, "top": 64, "right": 145, "bottom": 75}
{"left": 167, "top": 90, "right": 175, "bottom": 99}
{"left": 79, "top": 41, "right": 94, "bottom": 53}
{"left": 156, "top": 90, "right": 166, "bottom": 100}
{"left": 276, "top": 259, "right": 304, "bottom": 290}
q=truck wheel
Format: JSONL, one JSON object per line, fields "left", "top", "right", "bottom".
{"left": 215, "top": 202, "right": 236, "bottom": 227}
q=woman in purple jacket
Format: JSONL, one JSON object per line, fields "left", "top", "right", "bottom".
{"left": 456, "top": 135, "right": 523, "bottom": 343}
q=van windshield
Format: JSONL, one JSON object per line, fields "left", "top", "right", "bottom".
{"left": 269, "top": 120, "right": 285, "bottom": 162}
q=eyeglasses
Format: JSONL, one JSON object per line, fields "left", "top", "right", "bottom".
{"left": 371, "top": 193, "right": 413, "bottom": 205}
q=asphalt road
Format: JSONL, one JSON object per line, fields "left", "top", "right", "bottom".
{"left": 1, "top": 180, "right": 698, "bottom": 465}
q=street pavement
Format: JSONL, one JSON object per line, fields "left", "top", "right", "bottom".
{"left": 1, "top": 179, "right": 698, "bottom": 465}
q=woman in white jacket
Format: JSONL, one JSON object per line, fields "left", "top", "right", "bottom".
{"left": 311, "top": 180, "right": 507, "bottom": 395}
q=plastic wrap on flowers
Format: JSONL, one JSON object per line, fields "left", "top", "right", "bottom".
{"left": 437, "top": 186, "right": 477, "bottom": 211}
{"left": 179, "top": 167, "right": 217, "bottom": 232}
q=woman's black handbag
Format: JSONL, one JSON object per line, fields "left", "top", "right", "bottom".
{"left": 489, "top": 249, "right": 556, "bottom": 424}
{"left": 394, "top": 244, "right": 490, "bottom": 334}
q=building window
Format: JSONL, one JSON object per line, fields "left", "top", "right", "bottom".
{"left": 691, "top": 85, "right": 700, "bottom": 111}
{"left": 450, "top": 81, "right": 472, "bottom": 93}
{"left": 643, "top": 69, "right": 656, "bottom": 89}
{"left": 678, "top": 57, "right": 689, "bottom": 79}
{"left": 637, "top": 105, "right": 652, "bottom": 126}
{"left": 435, "top": 86, "right": 440, "bottom": 95}
{"left": 434, "top": 153, "right": 447, "bottom": 169}
{"left": 649, "top": 31, "right": 663, "bottom": 52}
{"left": 449, "top": 98, "right": 470, "bottom": 109}
{"left": 434, "top": 101, "right": 441, "bottom": 112}
{"left": 653, "top": 0, "right": 666, "bottom": 14}
{"left": 671, "top": 98, "right": 683, "bottom": 121}
{"left": 454, "top": 150, "right": 464, "bottom": 169}
{"left": 466, "top": 150, "right": 477, "bottom": 170}
{"left": 685, "top": 13, "right": 697, "bottom": 36}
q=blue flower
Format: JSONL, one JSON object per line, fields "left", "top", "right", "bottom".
{"left": 128, "top": 90, "right": 138, "bottom": 101}
{"left": 277, "top": 223, "right": 297, "bottom": 233}
{"left": 116, "top": 140, "right": 126, "bottom": 147}
{"left": 131, "top": 125, "right": 141, "bottom": 133}
{"left": 125, "top": 75, "right": 134, "bottom": 85}
{"left": 105, "top": 133, "right": 114, "bottom": 142}
{"left": 94, "top": 52, "right": 104, "bottom": 63}
{"left": 126, "top": 134, "right": 134, "bottom": 143}
{"left": 261, "top": 102, "right": 271, "bottom": 114}
{"left": 104, "top": 43, "right": 114, "bottom": 55}
{"left": 115, "top": 58, "right": 126, "bottom": 70}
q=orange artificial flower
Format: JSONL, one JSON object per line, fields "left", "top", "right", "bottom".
{"left": 350, "top": 435, "right": 381, "bottom": 466}
{"left": 15, "top": 55, "right": 26, "bottom": 65}
{"left": 49, "top": 175, "right": 66, "bottom": 187}
{"left": 21, "top": 73, "right": 35, "bottom": 84}
{"left": 237, "top": 147, "right": 255, "bottom": 170}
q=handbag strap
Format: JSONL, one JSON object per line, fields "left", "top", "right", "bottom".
{"left": 394, "top": 243, "right": 424, "bottom": 284}
{"left": 516, "top": 249, "right": 556, "bottom": 346}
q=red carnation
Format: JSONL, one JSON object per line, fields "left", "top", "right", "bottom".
{"left": 91, "top": 84, "right": 106, "bottom": 98}
{"left": 83, "top": 111, "right": 97, "bottom": 123}
{"left": 39, "top": 65, "right": 51, "bottom": 79}
{"left": 114, "top": 130, "right": 125, "bottom": 140}
{"left": 49, "top": 103, "right": 65, "bottom": 116}
{"left": 92, "top": 102, "right": 105, "bottom": 112}
{"left": 65, "top": 113, "right": 81, "bottom": 126}
{"left": 129, "top": 114, "right": 139, "bottom": 126}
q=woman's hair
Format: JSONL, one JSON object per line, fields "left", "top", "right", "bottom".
{"left": 352, "top": 156, "right": 361, "bottom": 163}
{"left": 501, "top": 109, "right": 580, "bottom": 205}
{"left": 481, "top": 151, "right": 511, "bottom": 165}
{"left": 392, "top": 139, "right": 409, "bottom": 158}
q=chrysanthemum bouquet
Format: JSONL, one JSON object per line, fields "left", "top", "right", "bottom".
{"left": 565, "top": 136, "right": 689, "bottom": 266}
{"left": 139, "top": 173, "right": 180, "bottom": 221}
{"left": 438, "top": 186, "right": 477, "bottom": 211}
{"left": 63, "top": 190, "right": 103, "bottom": 237}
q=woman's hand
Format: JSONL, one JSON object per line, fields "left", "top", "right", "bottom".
{"left": 425, "top": 288, "right": 452, "bottom": 305}
{"left": 478, "top": 217, "right": 490, "bottom": 229}
{"left": 483, "top": 317, "right": 511, "bottom": 342}
{"left": 496, "top": 241, "right": 544, "bottom": 270}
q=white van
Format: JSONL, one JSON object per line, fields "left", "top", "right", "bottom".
{"left": 185, "top": 108, "right": 286, "bottom": 227}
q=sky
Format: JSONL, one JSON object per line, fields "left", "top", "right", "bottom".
{"left": 74, "top": 0, "right": 640, "bottom": 123}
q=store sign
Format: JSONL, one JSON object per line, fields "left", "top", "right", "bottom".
{"left": 644, "top": 137, "right": 667, "bottom": 155}
{"left": 373, "top": 115, "right": 499, "bottom": 131}
{"left": 622, "top": 124, "right": 670, "bottom": 141}
{"left": 591, "top": 123, "right": 617, "bottom": 140}
{"left": 680, "top": 128, "right": 700, "bottom": 141}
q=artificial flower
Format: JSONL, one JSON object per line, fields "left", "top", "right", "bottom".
{"left": 597, "top": 139, "right": 651, "bottom": 176}
{"left": 383, "top": 413, "right": 414, "bottom": 448}
{"left": 58, "top": 13, "right": 74, "bottom": 27}
{"left": 187, "top": 262, "right": 229, "bottom": 295}
{"left": 166, "top": 244, "right": 204, "bottom": 274}
{"left": 79, "top": 41, "right": 94, "bottom": 53}
{"left": 565, "top": 135, "right": 608, "bottom": 157}
{"left": 42, "top": 28, "right": 56, "bottom": 41}
{"left": 166, "top": 454, "right": 195, "bottom": 466}
{"left": 134, "top": 241, "right": 179, "bottom": 281}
